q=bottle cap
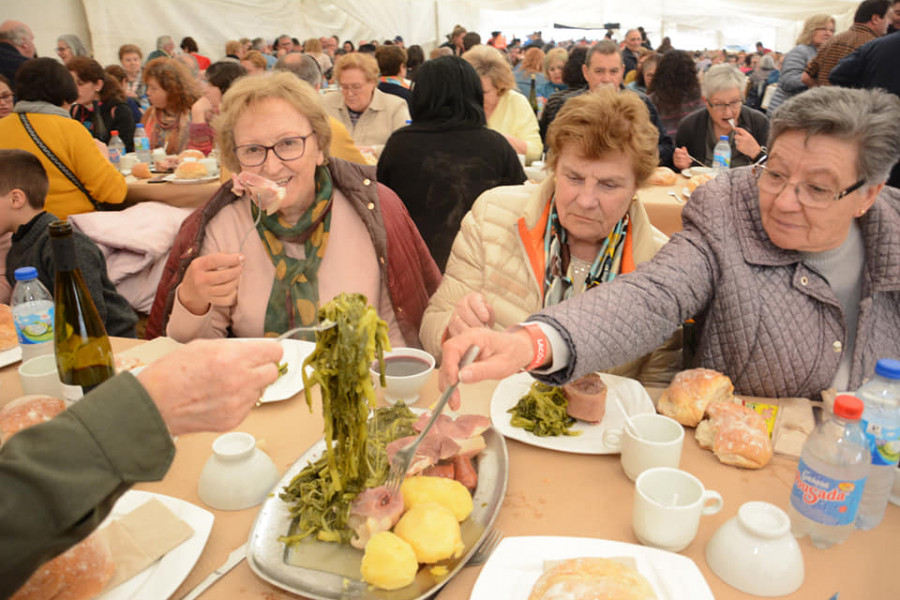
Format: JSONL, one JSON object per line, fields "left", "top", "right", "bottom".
{"left": 874, "top": 358, "right": 900, "bottom": 380}
{"left": 719, "top": 135, "right": 729, "bottom": 141}
{"left": 13, "top": 266, "right": 38, "bottom": 281}
{"left": 111, "top": 130, "right": 119, "bottom": 136}
{"left": 136, "top": 124, "right": 144, "bottom": 129}
{"left": 833, "top": 394, "right": 864, "bottom": 420}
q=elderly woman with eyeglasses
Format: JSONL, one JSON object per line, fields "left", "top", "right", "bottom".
{"left": 322, "top": 53, "right": 410, "bottom": 153}
{"left": 672, "top": 64, "right": 769, "bottom": 171}
{"left": 147, "top": 73, "right": 440, "bottom": 344}
{"left": 0, "top": 75, "right": 13, "bottom": 119}
{"left": 438, "top": 87, "right": 900, "bottom": 405}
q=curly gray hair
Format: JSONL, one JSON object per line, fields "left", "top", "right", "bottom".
{"left": 769, "top": 86, "right": 900, "bottom": 185}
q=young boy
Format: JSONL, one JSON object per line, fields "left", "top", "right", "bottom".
{"left": 0, "top": 149, "right": 137, "bottom": 337}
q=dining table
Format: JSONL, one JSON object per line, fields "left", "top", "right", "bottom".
{"left": 124, "top": 174, "right": 221, "bottom": 209}
{"left": 637, "top": 182, "right": 688, "bottom": 237}
{"left": 1, "top": 336, "right": 895, "bottom": 599}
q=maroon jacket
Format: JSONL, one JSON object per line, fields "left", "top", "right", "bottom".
{"left": 146, "top": 158, "right": 441, "bottom": 345}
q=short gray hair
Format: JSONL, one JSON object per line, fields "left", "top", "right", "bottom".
{"left": 57, "top": 34, "right": 88, "bottom": 57}
{"left": 156, "top": 35, "right": 173, "bottom": 51}
{"left": 274, "top": 52, "right": 320, "bottom": 88}
{"left": 701, "top": 64, "right": 746, "bottom": 98}
{"left": 769, "top": 87, "right": 900, "bottom": 185}
{"left": 175, "top": 53, "right": 199, "bottom": 79}
{"left": 0, "top": 23, "right": 29, "bottom": 46}
{"left": 585, "top": 39, "right": 621, "bottom": 66}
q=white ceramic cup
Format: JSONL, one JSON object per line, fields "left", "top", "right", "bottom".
{"left": 18, "top": 354, "right": 63, "bottom": 399}
{"left": 119, "top": 154, "right": 137, "bottom": 172}
{"left": 633, "top": 467, "right": 724, "bottom": 552}
{"left": 603, "top": 413, "right": 684, "bottom": 481}
{"left": 370, "top": 347, "right": 435, "bottom": 404}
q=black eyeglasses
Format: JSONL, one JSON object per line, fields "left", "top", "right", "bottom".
{"left": 0, "top": 92, "right": 13, "bottom": 103}
{"left": 753, "top": 157, "right": 865, "bottom": 209}
{"left": 234, "top": 134, "right": 314, "bottom": 167}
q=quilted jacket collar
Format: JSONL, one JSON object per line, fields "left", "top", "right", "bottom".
{"left": 731, "top": 168, "right": 900, "bottom": 291}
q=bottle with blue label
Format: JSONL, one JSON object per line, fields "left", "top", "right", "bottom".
{"left": 108, "top": 130, "right": 125, "bottom": 171}
{"left": 713, "top": 135, "right": 731, "bottom": 172}
{"left": 787, "top": 394, "right": 869, "bottom": 548}
{"left": 134, "top": 123, "right": 151, "bottom": 164}
{"left": 855, "top": 358, "right": 900, "bottom": 530}
{"left": 11, "top": 267, "right": 55, "bottom": 362}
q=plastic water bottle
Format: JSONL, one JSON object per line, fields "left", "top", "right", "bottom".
{"left": 787, "top": 394, "right": 869, "bottom": 548}
{"left": 108, "top": 130, "right": 125, "bottom": 171}
{"left": 713, "top": 135, "right": 731, "bottom": 172}
{"left": 855, "top": 359, "right": 900, "bottom": 530}
{"left": 134, "top": 124, "right": 151, "bottom": 164}
{"left": 11, "top": 267, "right": 55, "bottom": 362}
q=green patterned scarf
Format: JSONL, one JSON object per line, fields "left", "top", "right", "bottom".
{"left": 259, "top": 166, "right": 334, "bottom": 337}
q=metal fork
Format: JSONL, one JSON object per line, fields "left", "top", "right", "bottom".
{"left": 466, "top": 528, "right": 503, "bottom": 567}
{"left": 276, "top": 320, "right": 337, "bottom": 341}
{"left": 237, "top": 193, "right": 263, "bottom": 253}
{"left": 384, "top": 345, "right": 481, "bottom": 497}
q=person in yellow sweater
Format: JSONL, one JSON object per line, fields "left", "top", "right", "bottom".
{"left": 0, "top": 58, "right": 126, "bottom": 219}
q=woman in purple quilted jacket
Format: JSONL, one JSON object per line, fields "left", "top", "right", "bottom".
{"left": 437, "top": 86, "right": 900, "bottom": 402}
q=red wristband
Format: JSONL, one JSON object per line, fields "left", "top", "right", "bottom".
{"left": 521, "top": 323, "right": 550, "bottom": 371}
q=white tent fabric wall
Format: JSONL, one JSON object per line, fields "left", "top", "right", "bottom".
{"left": 5, "top": 0, "right": 863, "bottom": 67}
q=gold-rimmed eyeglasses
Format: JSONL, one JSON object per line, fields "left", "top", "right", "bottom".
{"left": 753, "top": 158, "right": 865, "bottom": 209}
{"left": 234, "top": 134, "right": 314, "bottom": 167}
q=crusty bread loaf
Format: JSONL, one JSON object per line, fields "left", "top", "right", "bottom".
{"left": 657, "top": 368, "right": 735, "bottom": 427}
{"left": 563, "top": 373, "right": 608, "bottom": 423}
{"left": 174, "top": 161, "right": 208, "bottom": 179}
{"left": 686, "top": 173, "right": 715, "bottom": 193}
{"left": 10, "top": 531, "right": 115, "bottom": 600}
{"left": 131, "top": 162, "right": 152, "bottom": 179}
{"left": 695, "top": 402, "right": 773, "bottom": 469}
{"left": 0, "top": 395, "right": 66, "bottom": 444}
{"left": 178, "top": 149, "right": 205, "bottom": 161}
{"left": 0, "top": 303, "right": 18, "bottom": 351}
{"left": 529, "top": 557, "right": 657, "bottom": 600}
{"left": 648, "top": 166, "right": 678, "bottom": 186}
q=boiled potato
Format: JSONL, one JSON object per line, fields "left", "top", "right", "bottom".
{"left": 360, "top": 531, "right": 418, "bottom": 590}
{"left": 401, "top": 476, "right": 473, "bottom": 522}
{"left": 394, "top": 503, "right": 465, "bottom": 563}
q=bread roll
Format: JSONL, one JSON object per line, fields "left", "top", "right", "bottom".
{"left": 563, "top": 373, "right": 608, "bottom": 423}
{"left": 131, "top": 162, "right": 152, "bottom": 179}
{"left": 10, "top": 531, "right": 115, "bottom": 600}
{"left": 0, "top": 303, "right": 18, "bottom": 351}
{"left": 174, "top": 161, "right": 208, "bottom": 179}
{"left": 695, "top": 401, "right": 773, "bottom": 468}
{"left": 657, "top": 368, "right": 735, "bottom": 427}
{"left": 648, "top": 166, "right": 678, "bottom": 186}
{"left": 178, "top": 149, "right": 205, "bottom": 161}
{"left": 0, "top": 395, "right": 66, "bottom": 444}
{"left": 529, "top": 557, "right": 657, "bottom": 600}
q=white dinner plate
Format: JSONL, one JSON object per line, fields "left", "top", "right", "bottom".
{"left": 97, "top": 490, "right": 214, "bottom": 600}
{"left": 163, "top": 174, "right": 219, "bottom": 184}
{"left": 0, "top": 345, "right": 23, "bottom": 368}
{"left": 490, "top": 371, "right": 654, "bottom": 454}
{"left": 470, "top": 536, "right": 713, "bottom": 600}
{"left": 240, "top": 338, "right": 316, "bottom": 403}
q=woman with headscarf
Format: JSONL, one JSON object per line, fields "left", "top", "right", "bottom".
{"left": 377, "top": 56, "right": 525, "bottom": 270}
{"left": 147, "top": 72, "right": 440, "bottom": 345}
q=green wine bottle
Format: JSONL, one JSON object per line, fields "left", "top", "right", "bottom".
{"left": 49, "top": 220, "right": 115, "bottom": 402}
{"left": 529, "top": 73, "right": 539, "bottom": 115}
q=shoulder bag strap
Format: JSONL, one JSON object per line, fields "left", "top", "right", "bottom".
{"left": 18, "top": 113, "right": 102, "bottom": 210}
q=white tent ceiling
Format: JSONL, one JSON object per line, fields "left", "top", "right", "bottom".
{"left": 6, "top": 0, "right": 861, "bottom": 67}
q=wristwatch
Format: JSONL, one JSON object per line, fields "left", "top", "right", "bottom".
{"left": 752, "top": 146, "right": 768, "bottom": 163}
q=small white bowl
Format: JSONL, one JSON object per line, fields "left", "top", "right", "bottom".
{"left": 706, "top": 501, "right": 804, "bottom": 596}
{"left": 370, "top": 347, "right": 435, "bottom": 404}
{"left": 197, "top": 432, "right": 279, "bottom": 511}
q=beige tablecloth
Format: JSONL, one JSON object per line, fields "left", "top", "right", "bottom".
{"left": 1, "top": 338, "right": 894, "bottom": 599}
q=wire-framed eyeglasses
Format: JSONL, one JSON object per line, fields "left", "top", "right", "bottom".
{"left": 234, "top": 134, "right": 314, "bottom": 167}
{"left": 753, "top": 157, "right": 865, "bottom": 209}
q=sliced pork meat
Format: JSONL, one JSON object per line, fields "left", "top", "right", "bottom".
{"left": 562, "top": 373, "right": 608, "bottom": 423}
{"left": 348, "top": 485, "right": 405, "bottom": 549}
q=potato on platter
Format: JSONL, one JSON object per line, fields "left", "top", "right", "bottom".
{"left": 400, "top": 476, "right": 473, "bottom": 522}
{"left": 360, "top": 531, "right": 418, "bottom": 590}
{"left": 394, "top": 503, "right": 464, "bottom": 564}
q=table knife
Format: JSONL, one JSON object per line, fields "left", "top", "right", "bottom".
{"left": 179, "top": 542, "right": 247, "bottom": 600}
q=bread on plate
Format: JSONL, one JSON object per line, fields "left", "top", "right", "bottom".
{"left": 131, "top": 162, "right": 152, "bottom": 179}
{"left": 174, "top": 161, "right": 208, "bottom": 180}
{"left": 657, "top": 368, "right": 735, "bottom": 427}
{"left": 10, "top": 532, "right": 115, "bottom": 600}
{"left": 695, "top": 401, "right": 773, "bottom": 468}
{"left": 0, "top": 303, "right": 18, "bottom": 352}
{"left": 529, "top": 557, "right": 657, "bottom": 600}
{"left": 0, "top": 395, "right": 66, "bottom": 443}
{"left": 648, "top": 166, "right": 678, "bottom": 186}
